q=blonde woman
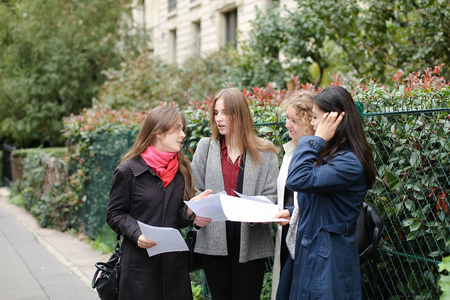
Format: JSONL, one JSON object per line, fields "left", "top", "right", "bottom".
{"left": 271, "top": 91, "right": 316, "bottom": 299}
{"left": 191, "top": 87, "right": 279, "bottom": 300}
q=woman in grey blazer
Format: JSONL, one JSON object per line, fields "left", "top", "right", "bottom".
{"left": 191, "top": 87, "right": 279, "bottom": 300}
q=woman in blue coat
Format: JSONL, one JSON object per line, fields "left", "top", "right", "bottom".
{"left": 275, "top": 86, "right": 377, "bottom": 299}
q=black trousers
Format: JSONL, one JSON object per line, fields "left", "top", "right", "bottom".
{"left": 200, "top": 253, "right": 266, "bottom": 300}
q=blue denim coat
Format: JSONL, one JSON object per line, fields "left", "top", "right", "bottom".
{"left": 276, "top": 136, "right": 367, "bottom": 300}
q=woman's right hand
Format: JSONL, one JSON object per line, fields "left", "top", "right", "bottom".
{"left": 190, "top": 190, "right": 213, "bottom": 225}
{"left": 315, "top": 111, "right": 345, "bottom": 142}
{"left": 137, "top": 234, "right": 157, "bottom": 249}
{"left": 190, "top": 189, "right": 213, "bottom": 201}
{"left": 186, "top": 189, "right": 213, "bottom": 218}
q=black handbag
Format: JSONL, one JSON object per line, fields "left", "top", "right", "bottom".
{"left": 185, "top": 228, "right": 202, "bottom": 272}
{"left": 355, "top": 202, "right": 384, "bottom": 295}
{"left": 356, "top": 202, "right": 384, "bottom": 263}
{"left": 91, "top": 235, "right": 122, "bottom": 300}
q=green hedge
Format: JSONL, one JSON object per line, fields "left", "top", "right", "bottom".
{"left": 9, "top": 147, "right": 74, "bottom": 229}
{"left": 9, "top": 64, "right": 450, "bottom": 298}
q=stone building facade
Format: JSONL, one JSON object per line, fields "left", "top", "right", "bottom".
{"left": 133, "top": 0, "right": 296, "bottom": 64}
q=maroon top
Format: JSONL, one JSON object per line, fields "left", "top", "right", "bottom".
{"left": 221, "top": 137, "right": 241, "bottom": 196}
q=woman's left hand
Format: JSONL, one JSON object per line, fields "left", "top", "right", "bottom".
{"left": 273, "top": 209, "right": 291, "bottom": 226}
{"left": 315, "top": 111, "right": 345, "bottom": 142}
{"left": 194, "top": 216, "right": 212, "bottom": 227}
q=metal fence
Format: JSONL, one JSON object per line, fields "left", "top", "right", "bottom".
{"left": 358, "top": 93, "right": 449, "bottom": 299}
{"left": 80, "top": 94, "right": 449, "bottom": 299}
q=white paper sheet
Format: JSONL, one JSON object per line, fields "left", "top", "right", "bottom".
{"left": 234, "top": 190, "right": 274, "bottom": 204}
{"left": 184, "top": 192, "right": 286, "bottom": 223}
{"left": 183, "top": 191, "right": 228, "bottom": 221}
{"left": 137, "top": 221, "right": 188, "bottom": 257}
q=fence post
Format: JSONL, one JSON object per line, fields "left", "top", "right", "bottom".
{"left": 2, "top": 143, "right": 16, "bottom": 186}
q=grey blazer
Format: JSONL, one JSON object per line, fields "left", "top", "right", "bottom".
{"left": 191, "top": 137, "right": 279, "bottom": 263}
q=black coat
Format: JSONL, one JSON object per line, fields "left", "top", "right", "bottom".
{"left": 106, "top": 156, "right": 194, "bottom": 300}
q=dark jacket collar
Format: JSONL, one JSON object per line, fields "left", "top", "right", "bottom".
{"left": 128, "top": 156, "right": 154, "bottom": 177}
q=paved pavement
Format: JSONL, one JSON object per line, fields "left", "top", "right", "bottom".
{"left": 0, "top": 187, "right": 110, "bottom": 300}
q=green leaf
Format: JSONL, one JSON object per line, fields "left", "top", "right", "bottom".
{"left": 409, "top": 221, "right": 421, "bottom": 232}
{"left": 438, "top": 256, "right": 450, "bottom": 299}
{"left": 402, "top": 218, "right": 415, "bottom": 227}
{"left": 406, "top": 232, "right": 417, "bottom": 241}
{"left": 258, "top": 126, "right": 275, "bottom": 133}
{"left": 405, "top": 199, "right": 414, "bottom": 211}
{"left": 409, "top": 150, "right": 421, "bottom": 167}
{"left": 385, "top": 170, "right": 400, "bottom": 191}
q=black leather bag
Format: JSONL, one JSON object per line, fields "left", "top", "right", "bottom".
{"left": 91, "top": 235, "right": 121, "bottom": 300}
{"left": 356, "top": 202, "right": 384, "bottom": 263}
{"left": 185, "top": 229, "right": 202, "bottom": 272}
{"left": 355, "top": 202, "right": 384, "bottom": 294}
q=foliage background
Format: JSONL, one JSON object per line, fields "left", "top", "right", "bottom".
{"left": 10, "top": 64, "right": 449, "bottom": 298}
{"left": 245, "top": 0, "right": 450, "bottom": 87}
{"left": 1, "top": 0, "right": 449, "bottom": 297}
{"left": 0, "top": 0, "right": 146, "bottom": 148}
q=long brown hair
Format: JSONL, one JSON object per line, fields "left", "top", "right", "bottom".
{"left": 209, "top": 87, "right": 278, "bottom": 165}
{"left": 314, "top": 86, "right": 376, "bottom": 189}
{"left": 121, "top": 107, "right": 195, "bottom": 199}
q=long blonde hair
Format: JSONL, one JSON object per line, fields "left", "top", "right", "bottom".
{"left": 121, "top": 107, "right": 195, "bottom": 199}
{"left": 210, "top": 87, "right": 278, "bottom": 165}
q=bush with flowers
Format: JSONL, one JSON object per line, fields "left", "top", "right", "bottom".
{"left": 182, "top": 65, "right": 450, "bottom": 298}
{"left": 9, "top": 64, "right": 449, "bottom": 298}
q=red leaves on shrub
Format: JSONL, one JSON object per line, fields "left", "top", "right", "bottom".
{"left": 435, "top": 190, "right": 449, "bottom": 214}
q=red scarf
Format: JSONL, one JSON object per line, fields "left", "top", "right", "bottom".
{"left": 140, "top": 145, "right": 179, "bottom": 187}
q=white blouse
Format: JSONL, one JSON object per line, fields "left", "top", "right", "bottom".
{"left": 271, "top": 139, "right": 298, "bottom": 299}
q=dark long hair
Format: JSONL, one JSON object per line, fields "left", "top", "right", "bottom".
{"left": 314, "top": 86, "right": 376, "bottom": 189}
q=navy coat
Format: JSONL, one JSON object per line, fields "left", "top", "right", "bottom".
{"left": 106, "top": 157, "right": 194, "bottom": 300}
{"left": 277, "top": 136, "right": 368, "bottom": 300}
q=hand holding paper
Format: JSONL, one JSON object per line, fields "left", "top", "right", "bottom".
{"left": 184, "top": 192, "right": 288, "bottom": 223}
{"left": 137, "top": 234, "right": 157, "bottom": 249}
{"left": 137, "top": 221, "right": 188, "bottom": 257}
{"left": 186, "top": 189, "right": 213, "bottom": 219}
{"left": 273, "top": 209, "right": 291, "bottom": 226}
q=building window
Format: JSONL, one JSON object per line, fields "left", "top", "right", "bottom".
{"left": 169, "top": 29, "right": 177, "bottom": 63}
{"left": 168, "top": 0, "right": 177, "bottom": 12}
{"left": 225, "top": 9, "right": 237, "bottom": 49}
{"left": 193, "top": 21, "right": 201, "bottom": 56}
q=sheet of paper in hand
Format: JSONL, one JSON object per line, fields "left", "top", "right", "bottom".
{"left": 137, "top": 221, "right": 188, "bottom": 257}
{"left": 185, "top": 192, "right": 286, "bottom": 223}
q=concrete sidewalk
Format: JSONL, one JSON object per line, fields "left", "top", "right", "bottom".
{"left": 0, "top": 187, "right": 110, "bottom": 300}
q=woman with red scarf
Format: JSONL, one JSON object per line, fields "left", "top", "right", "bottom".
{"left": 107, "top": 107, "right": 210, "bottom": 300}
